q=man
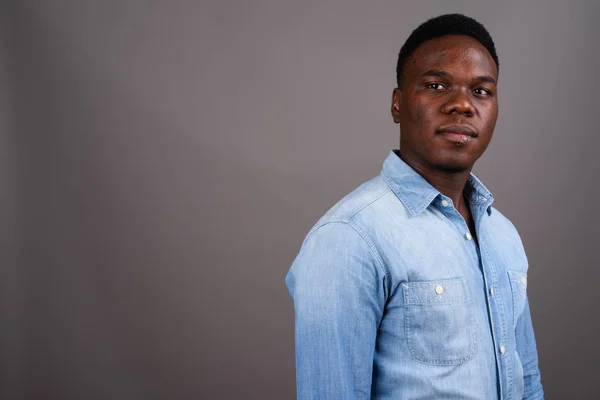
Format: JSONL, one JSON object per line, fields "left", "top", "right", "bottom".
{"left": 285, "top": 13, "right": 544, "bottom": 399}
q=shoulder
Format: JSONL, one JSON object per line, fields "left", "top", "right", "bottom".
{"left": 287, "top": 175, "right": 393, "bottom": 283}
{"left": 308, "top": 175, "right": 393, "bottom": 233}
{"left": 488, "top": 206, "right": 522, "bottom": 240}
{"left": 298, "top": 174, "right": 393, "bottom": 262}
{"left": 488, "top": 205, "right": 529, "bottom": 270}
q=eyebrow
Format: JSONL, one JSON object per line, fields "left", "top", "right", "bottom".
{"left": 474, "top": 75, "right": 497, "bottom": 85}
{"left": 421, "top": 70, "right": 451, "bottom": 79}
{"left": 420, "top": 69, "right": 497, "bottom": 85}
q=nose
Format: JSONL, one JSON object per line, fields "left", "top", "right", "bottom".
{"left": 441, "top": 90, "right": 475, "bottom": 117}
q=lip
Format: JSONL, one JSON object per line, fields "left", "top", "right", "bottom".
{"left": 436, "top": 124, "right": 477, "bottom": 144}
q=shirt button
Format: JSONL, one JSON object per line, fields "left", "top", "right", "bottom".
{"left": 500, "top": 345, "right": 506, "bottom": 354}
{"left": 521, "top": 277, "right": 527, "bottom": 285}
{"left": 479, "top": 195, "right": 487, "bottom": 201}
{"left": 441, "top": 200, "right": 449, "bottom": 207}
{"left": 465, "top": 232, "right": 473, "bottom": 241}
{"left": 490, "top": 286, "right": 495, "bottom": 296}
{"left": 435, "top": 285, "right": 444, "bottom": 295}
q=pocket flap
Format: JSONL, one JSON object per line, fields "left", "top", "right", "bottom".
{"left": 507, "top": 270, "right": 527, "bottom": 293}
{"left": 403, "top": 278, "right": 470, "bottom": 306}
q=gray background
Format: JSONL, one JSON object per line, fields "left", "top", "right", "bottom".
{"left": 2, "top": 0, "right": 599, "bottom": 399}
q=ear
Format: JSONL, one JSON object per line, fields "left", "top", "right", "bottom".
{"left": 391, "top": 88, "right": 402, "bottom": 124}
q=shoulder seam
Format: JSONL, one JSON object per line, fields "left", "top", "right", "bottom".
{"left": 347, "top": 185, "right": 392, "bottom": 220}
{"left": 308, "top": 180, "right": 392, "bottom": 229}
{"left": 301, "top": 220, "right": 392, "bottom": 296}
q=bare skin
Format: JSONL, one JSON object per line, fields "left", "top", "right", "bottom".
{"left": 391, "top": 35, "right": 499, "bottom": 243}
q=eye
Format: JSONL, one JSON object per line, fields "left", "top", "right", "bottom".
{"left": 473, "top": 88, "right": 492, "bottom": 96}
{"left": 425, "top": 82, "right": 446, "bottom": 90}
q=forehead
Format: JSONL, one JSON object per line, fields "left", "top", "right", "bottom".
{"left": 405, "top": 35, "right": 497, "bottom": 80}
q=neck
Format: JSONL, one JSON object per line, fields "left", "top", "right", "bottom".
{"left": 398, "top": 150, "right": 472, "bottom": 209}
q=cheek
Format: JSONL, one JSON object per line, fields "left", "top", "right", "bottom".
{"left": 408, "top": 98, "right": 438, "bottom": 130}
{"left": 481, "top": 105, "right": 499, "bottom": 135}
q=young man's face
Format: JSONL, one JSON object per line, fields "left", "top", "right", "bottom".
{"left": 391, "top": 35, "right": 499, "bottom": 173}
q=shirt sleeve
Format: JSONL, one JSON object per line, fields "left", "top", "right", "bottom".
{"left": 285, "top": 222, "right": 388, "bottom": 399}
{"left": 515, "top": 295, "right": 544, "bottom": 400}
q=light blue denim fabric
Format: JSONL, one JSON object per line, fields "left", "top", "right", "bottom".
{"left": 286, "top": 150, "right": 543, "bottom": 400}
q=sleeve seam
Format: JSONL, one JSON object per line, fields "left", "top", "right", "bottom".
{"left": 288, "top": 220, "right": 392, "bottom": 298}
{"left": 346, "top": 221, "right": 392, "bottom": 299}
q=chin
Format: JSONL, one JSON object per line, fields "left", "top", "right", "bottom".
{"left": 428, "top": 148, "right": 481, "bottom": 173}
{"left": 433, "top": 163, "right": 471, "bottom": 173}
{"left": 431, "top": 156, "right": 474, "bottom": 173}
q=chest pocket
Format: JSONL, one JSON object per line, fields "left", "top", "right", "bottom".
{"left": 507, "top": 270, "right": 528, "bottom": 329}
{"left": 403, "top": 278, "right": 477, "bottom": 365}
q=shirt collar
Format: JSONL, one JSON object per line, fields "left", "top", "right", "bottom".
{"left": 381, "top": 150, "right": 494, "bottom": 216}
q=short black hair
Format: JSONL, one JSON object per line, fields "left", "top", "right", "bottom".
{"left": 396, "top": 13, "right": 499, "bottom": 87}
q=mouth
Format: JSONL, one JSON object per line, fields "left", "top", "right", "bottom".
{"left": 436, "top": 125, "right": 477, "bottom": 145}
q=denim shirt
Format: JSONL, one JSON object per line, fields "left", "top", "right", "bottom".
{"left": 286, "top": 150, "right": 543, "bottom": 399}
